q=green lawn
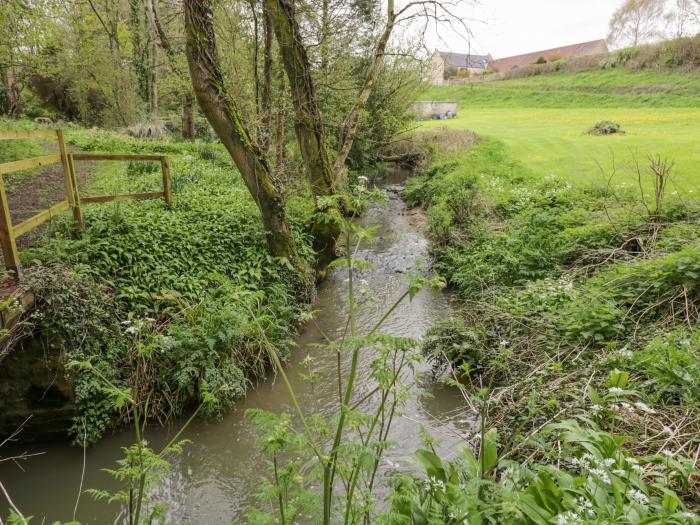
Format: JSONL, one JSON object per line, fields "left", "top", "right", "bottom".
{"left": 420, "top": 70, "right": 700, "bottom": 192}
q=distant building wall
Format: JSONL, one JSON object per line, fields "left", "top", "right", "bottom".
{"left": 430, "top": 52, "right": 445, "bottom": 85}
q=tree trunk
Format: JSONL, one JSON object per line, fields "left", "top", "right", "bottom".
{"left": 249, "top": 0, "right": 260, "bottom": 116}
{"left": 129, "top": 0, "right": 149, "bottom": 103}
{"left": 275, "top": 68, "right": 287, "bottom": 175}
{"left": 183, "top": 0, "right": 305, "bottom": 272}
{"left": 264, "top": 0, "right": 341, "bottom": 267}
{"left": 143, "top": 0, "right": 159, "bottom": 115}
{"left": 261, "top": 10, "right": 274, "bottom": 153}
{"left": 320, "top": 0, "right": 330, "bottom": 73}
{"left": 264, "top": 0, "right": 336, "bottom": 200}
{"left": 149, "top": 41, "right": 158, "bottom": 114}
{"left": 6, "top": 67, "right": 22, "bottom": 119}
{"left": 181, "top": 92, "right": 195, "bottom": 140}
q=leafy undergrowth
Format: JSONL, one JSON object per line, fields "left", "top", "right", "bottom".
{"left": 12, "top": 126, "right": 315, "bottom": 443}
{"left": 397, "top": 136, "right": 700, "bottom": 522}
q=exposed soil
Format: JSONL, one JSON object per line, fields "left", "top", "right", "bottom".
{"left": 0, "top": 141, "right": 93, "bottom": 300}
{"left": 5, "top": 141, "right": 93, "bottom": 248}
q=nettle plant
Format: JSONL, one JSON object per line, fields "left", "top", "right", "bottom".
{"left": 72, "top": 319, "right": 222, "bottom": 525}
{"left": 245, "top": 185, "right": 445, "bottom": 525}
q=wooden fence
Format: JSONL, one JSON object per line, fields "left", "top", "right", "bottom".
{"left": 0, "top": 129, "right": 173, "bottom": 276}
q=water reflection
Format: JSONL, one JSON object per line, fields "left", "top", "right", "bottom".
{"left": 0, "top": 171, "right": 473, "bottom": 524}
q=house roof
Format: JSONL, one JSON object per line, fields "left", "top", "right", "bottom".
{"left": 437, "top": 51, "right": 493, "bottom": 70}
{"left": 492, "top": 39, "right": 608, "bottom": 71}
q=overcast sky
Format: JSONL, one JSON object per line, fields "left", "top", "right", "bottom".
{"left": 429, "top": 0, "right": 623, "bottom": 58}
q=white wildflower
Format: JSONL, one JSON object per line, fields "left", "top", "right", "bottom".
{"left": 125, "top": 326, "right": 138, "bottom": 335}
{"left": 662, "top": 449, "right": 675, "bottom": 458}
{"left": 662, "top": 425, "right": 674, "bottom": 435}
{"left": 626, "top": 488, "right": 649, "bottom": 505}
{"left": 590, "top": 468, "right": 611, "bottom": 484}
{"left": 576, "top": 496, "right": 596, "bottom": 519}
{"left": 556, "top": 511, "right": 583, "bottom": 525}
{"left": 576, "top": 496, "right": 592, "bottom": 509}
{"left": 618, "top": 350, "right": 634, "bottom": 359}
{"left": 634, "top": 401, "right": 656, "bottom": 414}
{"left": 571, "top": 455, "right": 592, "bottom": 469}
{"left": 602, "top": 458, "right": 615, "bottom": 467}
{"left": 591, "top": 404, "right": 603, "bottom": 412}
{"left": 500, "top": 467, "right": 514, "bottom": 483}
{"left": 499, "top": 340, "right": 509, "bottom": 347}
{"left": 613, "top": 469, "right": 626, "bottom": 476}
{"left": 121, "top": 320, "right": 132, "bottom": 325}
{"left": 608, "top": 387, "right": 625, "bottom": 395}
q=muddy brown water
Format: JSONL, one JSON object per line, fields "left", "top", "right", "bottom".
{"left": 0, "top": 171, "right": 474, "bottom": 523}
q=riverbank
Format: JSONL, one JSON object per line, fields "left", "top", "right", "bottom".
{"left": 394, "top": 134, "right": 700, "bottom": 519}
{"left": 0, "top": 169, "right": 466, "bottom": 523}
{"left": 0, "top": 123, "right": 316, "bottom": 444}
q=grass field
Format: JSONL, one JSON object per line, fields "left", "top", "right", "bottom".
{"left": 420, "top": 69, "right": 700, "bottom": 191}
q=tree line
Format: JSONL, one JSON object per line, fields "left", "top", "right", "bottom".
{"left": 608, "top": 0, "right": 700, "bottom": 48}
{"left": 0, "top": 0, "right": 471, "bottom": 274}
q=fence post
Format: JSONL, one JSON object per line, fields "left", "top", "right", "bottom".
{"left": 160, "top": 156, "right": 173, "bottom": 207}
{"left": 67, "top": 153, "right": 84, "bottom": 230}
{"left": 0, "top": 176, "right": 20, "bottom": 276}
{"left": 56, "top": 130, "right": 83, "bottom": 232}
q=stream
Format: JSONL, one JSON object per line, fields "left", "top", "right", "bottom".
{"left": 0, "top": 170, "right": 473, "bottom": 523}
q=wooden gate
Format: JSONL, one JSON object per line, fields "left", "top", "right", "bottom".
{"left": 0, "top": 129, "right": 173, "bottom": 276}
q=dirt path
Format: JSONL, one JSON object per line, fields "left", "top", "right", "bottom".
{"left": 5, "top": 140, "right": 93, "bottom": 249}
{"left": 0, "top": 140, "right": 94, "bottom": 303}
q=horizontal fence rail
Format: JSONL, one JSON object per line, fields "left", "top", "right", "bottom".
{"left": 0, "top": 129, "right": 173, "bottom": 276}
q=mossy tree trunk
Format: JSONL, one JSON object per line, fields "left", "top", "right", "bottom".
{"left": 181, "top": 92, "right": 195, "bottom": 139}
{"left": 5, "top": 67, "right": 22, "bottom": 118}
{"left": 261, "top": 8, "right": 274, "bottom": 153}
{"left": 274, "top": 67, "right": 287, "bottom": 175}
{"left": 183, "top": 0, "right": 306, "bottom": 273}
{"left": 264, "top": 0, "right": 341, "bottom": 268}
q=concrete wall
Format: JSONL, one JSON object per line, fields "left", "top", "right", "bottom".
{"left": 411, "top": 101, "right": 458, "bottom": 118}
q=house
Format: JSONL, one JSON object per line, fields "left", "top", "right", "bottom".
{"left": 430, "top": 50, "right": 493, "bottom": 84}
{"left": 492, "top": 39, "right": 608, "bottom": 72}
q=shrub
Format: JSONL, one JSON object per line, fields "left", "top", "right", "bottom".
{"left": 588, "top": 120, "right": 625, "bottom": 135}
{"left": 633, "top": 329, "right": 700, "bottom": 405}
{"left": 126, "top": 122, "right": 167, "bottom": 140}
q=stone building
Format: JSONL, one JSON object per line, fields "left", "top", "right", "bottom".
{"left": 430, "top": 50, "right": 493, "bottom": 84}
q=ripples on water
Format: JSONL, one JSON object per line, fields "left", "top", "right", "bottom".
{"left": 0, "top": 172, "right": 474, "bottom": 523}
